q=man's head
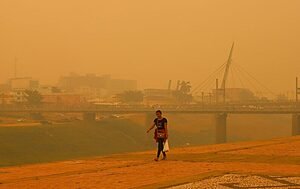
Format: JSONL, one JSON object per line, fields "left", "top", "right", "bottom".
{"left": 156, "top": 110, "right": 162, "bottom": 118}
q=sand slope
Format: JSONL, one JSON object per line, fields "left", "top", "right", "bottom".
{"left": 0, "top": 136, "right": 300, "bottom": 189}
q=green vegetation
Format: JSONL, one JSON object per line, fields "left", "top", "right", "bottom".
{"left": 173, "top": 81, "right": 193, "bottom": 104}
{"left": 24, "top": 90, "right": 43, "bottom": 106}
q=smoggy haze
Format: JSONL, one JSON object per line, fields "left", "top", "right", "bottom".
{"left": 0, "top": 0, "right": 299, "bottom": 92}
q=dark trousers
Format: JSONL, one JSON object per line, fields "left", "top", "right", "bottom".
{"left": 157, "top": 138, "right": 166, "bottom": 158}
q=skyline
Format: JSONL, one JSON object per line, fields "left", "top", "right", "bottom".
{"left": 1, "top": 0, "right": 300, "bottom": 92}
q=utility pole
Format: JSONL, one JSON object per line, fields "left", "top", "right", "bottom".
{"left": 216, "top": 79, "right": 219, "bottom": 104}
{"left": 168, "top": 80, "right": 172, "bottom": 90}
{"left": 223, "top": 81, "right": 226, "bottom": 104}
{"left": 14, "top": 57, "right": 18, "bottom": 78}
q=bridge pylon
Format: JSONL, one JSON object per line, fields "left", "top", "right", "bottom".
{"left": 215, "top": 113, "right": 227, "bottom": 143}
{"left": 292, "top": 114, "right": 300, "bottom": 136}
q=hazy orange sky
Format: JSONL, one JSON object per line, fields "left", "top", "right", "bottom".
{"left": 0, "top": 0, "right": 299, "bottom": 94}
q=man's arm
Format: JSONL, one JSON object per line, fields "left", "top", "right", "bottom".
{"left": 147, "top": 122, "right": 155, "bottom": 133}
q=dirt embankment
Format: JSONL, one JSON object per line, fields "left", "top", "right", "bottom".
{"left": 0, "top": 113, "right": 294, "bottom": 168}
{"left": 0, "top": 136, "right": 299, "bottom": 188}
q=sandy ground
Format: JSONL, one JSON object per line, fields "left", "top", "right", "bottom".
{"left": 0, "top": 136, "right": 299, "bottom": 189}
{"left": 0, "top": 123, "right": 41, "bottom": 127}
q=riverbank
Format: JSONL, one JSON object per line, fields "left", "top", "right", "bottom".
{"left": 0, "top": 119, "right": 150, "bottom": 167}
{"left": 0, "top": 136, "right": 299, "bottom": 188}
{"left": 0, "top": 117, "right": 214, "bottom": 167}
{"left": 0, "top": 113, "right": 295, "bottom": 167}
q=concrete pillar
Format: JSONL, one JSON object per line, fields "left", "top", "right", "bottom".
{"left": 215, "top": 113, "right": 227, "bottom": 143}
{"left": 83, "top": 112, "right": 96, "bottom": 122}
{"left": 292, "top": 114, "right": 300, "bottom": 136}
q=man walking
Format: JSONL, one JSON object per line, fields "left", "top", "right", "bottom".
{"left": 147, "top": 110, "right": 168, "bottom": 161}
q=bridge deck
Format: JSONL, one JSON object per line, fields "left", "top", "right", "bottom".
{"left": 1, "top": 107, "right": 300, "bottom": 114}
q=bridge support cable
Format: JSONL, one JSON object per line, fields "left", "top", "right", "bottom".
{"left": 192, "top": 62, "right": 227, "bottom": 92}
{"left": 192, "top": 62, "right": 227, "bottom": 94}
{"left": 229, "top": 65, "right": 236, "bottom": 88}
{"left": 231, "top": 64, "right": 246, "bottom": 89}
{"left": 232, "top": 64, "right": 266, "bottom": 101}
{"left": 193, "top": 62, "right": 229, "bottom": 105}
{"left": 232, "top": 63, "right": 272, "bottom": 101}
{"left": 234, "top": 63, "right": 276, "bottom": 98}
{"left": 192, "top": 44, "right": 277, "bottom": 103}
{"left": 201, "top": 67, "right": 225, "bottom": 93}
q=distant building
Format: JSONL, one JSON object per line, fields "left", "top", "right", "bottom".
{"left": 58, "top": 73, "right": 137, "bottom": 97}
{"left": 3, "top": 77, "right": 40, "bottom": 104}
{"left": 42, "top": 93, "right": 86, "bottom": 107}
{"left": 0, "top": 83, "right": 10, "bottom": 93}
{"left": 9, "top": 77, "right": 39, "bottom": 91}
{"left": 109, "top": 79, "right": 137, "bottom": 94}
{"left": 39, "top": 85, "right": 62, "bottom": 95}
{"left": 58, "top": 73, "right": 109, "bottom": 92}
{"left": 0, "top": 93, "right": 14, "bottom": 105}
{"left": 213, "top": 88, "right": 257, "bottom": 103}
{"left": 143, "top": 89, "right": 175, "bottom": 105}
{"left": 11, "top": 90, "right": 27, "bottom": 103}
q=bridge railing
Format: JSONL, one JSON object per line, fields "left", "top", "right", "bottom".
{"left": 1, "top": 103, "right": 300, "bottom": 113}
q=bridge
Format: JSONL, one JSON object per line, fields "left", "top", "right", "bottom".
{"left": 0, "top": 104, "right": 300, "bottom": 114}
{"left": 1, "top": 103, "right": 300, "bottom": 144}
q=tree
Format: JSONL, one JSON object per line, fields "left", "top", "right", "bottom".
{"left": 179, "top": 81, "right": 192, "bottom": 94}
{"left": 24, "top": 90, "right": 43, "bottom": 106}
{"left": 173, "top": 81, "right": 193, "bottom": 104}
{"left": 116, "top": 90, "right": 144, "bottom": 103}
